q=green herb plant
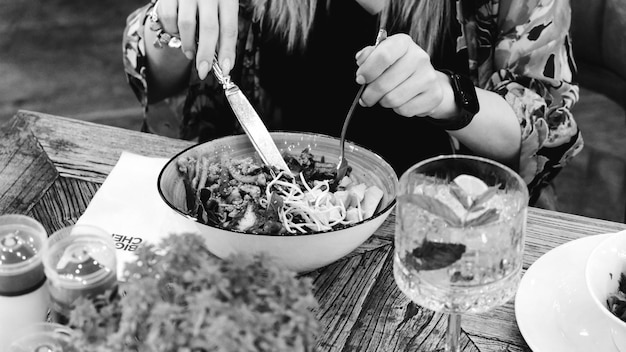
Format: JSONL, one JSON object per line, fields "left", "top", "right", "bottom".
{"left": 67, "top": 234, "right": 319, "bottom": 352}
{"left": 399, "top": 182, "right": 501, "bottom": 228}
{"left": 608, "top": 273, "right": 626, "bottom": 322}
{"left": 401, "top": 178, "right": 501, "bottom": 272}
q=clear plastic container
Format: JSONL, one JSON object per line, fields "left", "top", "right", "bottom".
{"left": 41, "top": 224, "right": 117, "bottom": 324}
{"left": 0, "top": 214, "right": 49, "bottom": 352}
{"left": 6, "top": 322, "right": 74, "bottom": 352}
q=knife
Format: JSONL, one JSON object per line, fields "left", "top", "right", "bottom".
{"left": 212, "top": 56, "right": 291, "bottom": 173}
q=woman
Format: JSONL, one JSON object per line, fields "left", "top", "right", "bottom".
{"left": 123, "top": 0, "right": 582, "bottom": 206}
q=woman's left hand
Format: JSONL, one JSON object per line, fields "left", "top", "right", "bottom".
{"left": 355, "top": 33, "right": 452, "bottom": 118}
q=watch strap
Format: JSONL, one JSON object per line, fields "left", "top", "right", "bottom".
{"left": 426, "top": 69, "right": 479, "bottom": 131}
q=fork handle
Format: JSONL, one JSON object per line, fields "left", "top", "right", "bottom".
{"left": 339, "top": 29, "right": 387, "bottom": 149}
{"left": 340, "top": 84, "right": 366, "bottom": 150}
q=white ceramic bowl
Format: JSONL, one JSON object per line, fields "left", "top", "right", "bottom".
{"left": 585, "top": 231, "right": 626, "bottom": 351}
{"left": 157, "top": 132, "right": 398, "bottom": 273}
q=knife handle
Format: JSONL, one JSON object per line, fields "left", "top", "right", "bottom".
{"left": 211, "top": 54, "right": 237, "bottom": 92}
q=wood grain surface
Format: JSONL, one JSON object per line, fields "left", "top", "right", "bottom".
{"left": 0, "top": 117, "right": 58, "bottom": 214}
{"left": 1, "top": 110, "right": 625, "bottom": 352}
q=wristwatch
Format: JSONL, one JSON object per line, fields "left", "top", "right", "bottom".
{"left": 426, "top": 69, "right": 480, "bottom": 131}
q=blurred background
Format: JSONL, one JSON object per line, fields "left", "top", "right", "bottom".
{"left": 1, "top": 0, "right": 625, "bottom": 223}
{"left": 0, "top": 0, "right": 144, "bottom": 129}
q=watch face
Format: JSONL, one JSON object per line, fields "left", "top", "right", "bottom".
{"left": 453, "top": 73, "right": 480, "bottom": 114}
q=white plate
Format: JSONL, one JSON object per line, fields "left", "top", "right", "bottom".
{"left": 515, "top": 233, "right": 618, "bottom": 352}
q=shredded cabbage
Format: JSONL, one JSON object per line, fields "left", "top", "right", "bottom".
{"left": 266, "top": 171, "right": 352, "bottom": 234}
{"left": 177, "top": 149, "right": 383, "bottom": 235}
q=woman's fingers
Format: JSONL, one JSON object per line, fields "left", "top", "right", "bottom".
{"left": 388, "top": 73, "right": 444, "bottom": 117}
{"left": 157, "top": 0, "right": 180, "bottom": 35}
{"left": 216, "top": 0, "right": 239, "bottom": 76}
{"left": 355, "top": 46, "right": 375, "bottom": 67}
{"left": 355, "top": 34, "right": 412, "bottom": 84}
{"left": 155, "top": 0, "right": 238, "bottom": 80}
{"left": 177, "top": 0, "right": 198, "bottom": 60}
{"left": 196, "top": 0, "right": 220, "bottom": 79}
{"left": 360, "top": 45, "right": 419, "bottom": 106}
{"left": 356, "top": 33, "right": 443, "bottom": 116}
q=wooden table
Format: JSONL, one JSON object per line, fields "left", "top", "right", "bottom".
{"left": 2, "top": 110, "right": 625, "bottom": 351}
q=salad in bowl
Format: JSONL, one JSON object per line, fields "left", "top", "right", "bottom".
{"left": 157, "top": 131, "right": 398, "bottom": 273}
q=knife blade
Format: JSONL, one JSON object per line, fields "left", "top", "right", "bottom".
{"left": 212, "top": 57, "right": 290, "bottom": 173}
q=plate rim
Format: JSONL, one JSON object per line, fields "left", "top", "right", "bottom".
{"left": 515, "top": 232, "right": 618, "bottom": 352}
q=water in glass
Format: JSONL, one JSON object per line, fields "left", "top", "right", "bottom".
{"left": 393, "top": 155, "right": 528, "bottom": 351}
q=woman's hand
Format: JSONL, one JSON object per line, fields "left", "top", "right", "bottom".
{"left": 355, "top": 33, "right": 522, "bottom": 166}
{"left": 355, "top": 33, "right": 456, "bottom": 119}
{"left": 155, "top": 0, "right": 239, "bottom": 78}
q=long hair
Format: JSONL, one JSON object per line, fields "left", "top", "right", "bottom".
{"left": 252, "top": 0, "right": 451, "bottom": 55}
{"left": 250, "top": 0, "right": 319, "bottom": 51}
{"left": 381, "top": 0, "right": 452, "bottom": 56}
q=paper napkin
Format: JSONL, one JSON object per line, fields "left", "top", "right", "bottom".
{"left": 76, "top": 151, "right": 199, "bottom": 279}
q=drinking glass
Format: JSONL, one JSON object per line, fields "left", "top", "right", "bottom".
{"left": 394, "top": 155, "right": 528, "bottom": 352}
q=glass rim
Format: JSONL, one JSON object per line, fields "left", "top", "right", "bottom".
{"left": 398, "top": 154, "right": 529, "bottom": 224}
{"left": 401, "top": 154, "right": 529, "bottom": 198}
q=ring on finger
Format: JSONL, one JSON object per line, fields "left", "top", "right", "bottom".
{"left": 148, "top": 0, "right": 182, "bottom": 49}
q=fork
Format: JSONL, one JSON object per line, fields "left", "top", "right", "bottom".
{"left": 335, "top": 29, "right": 388, "bottom": 183}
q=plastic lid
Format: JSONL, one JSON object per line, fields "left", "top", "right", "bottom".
{"left": 42, "top": 225, "right": 116, "bottom": 289}
{"left": 54, "top": 241, "right": 114, "bottom": 288}
{"left": 0, "top": 228, "right": 40, "bottom": 265}
{"left": 7, "top": 322, "right": 73, "bottom": 352}
{"left": 0, "top": 215, "right": 47, "bottom": 295}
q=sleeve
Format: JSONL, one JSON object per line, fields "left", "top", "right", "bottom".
{"left": 122, "top": 2, "right": 191, "bottom": 138}
{"left": 480, "top": 0, "right": 583, "bottom": 203}
{"left": 122, "top": 2, "right": 154, "bottom": 111}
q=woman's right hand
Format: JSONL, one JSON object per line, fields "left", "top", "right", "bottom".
{"left": 155, "top": 0, "right": 239, "bottom": 79}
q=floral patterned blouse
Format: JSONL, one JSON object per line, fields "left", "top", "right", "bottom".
{"left": 123, "top": 0, "right": 583, "bottom": 205}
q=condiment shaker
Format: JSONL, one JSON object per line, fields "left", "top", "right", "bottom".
{"left": 6, "top": 322, "right": 73, "bottom": 352}
{"left": 42, "top": 224, "right": 117, "bottom": 325}
{"left": 0, "top": 214, "right": 50, "bottom": 352}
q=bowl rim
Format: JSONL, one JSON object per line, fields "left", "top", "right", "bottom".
{"left": 585, "top": 231, "right": 626, "bottom": 327}
{"left": 157, "top": 131, "right": 398, "bottom": 237}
